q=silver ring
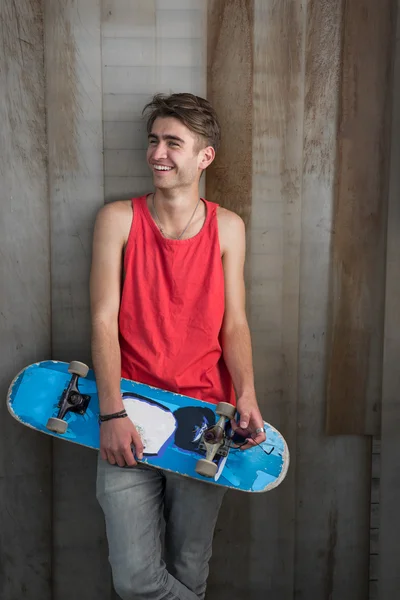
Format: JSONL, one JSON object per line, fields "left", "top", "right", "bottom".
{"left": 255, "top": 427, "right": 264, "bottom": 434}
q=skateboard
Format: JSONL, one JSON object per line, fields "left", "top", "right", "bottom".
{"left": 7, "top": 360, "right": 290, "bottom": 493}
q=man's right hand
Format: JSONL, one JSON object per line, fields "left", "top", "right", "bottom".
{"left": 100, "top": 417, "right": 144, "bottom": 467}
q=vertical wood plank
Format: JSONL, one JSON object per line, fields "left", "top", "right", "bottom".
{"left": 206, "top": 2, "right": 254, "bottom": 597}
{"left": 0, "top": 1, "right": 52, "bottom": 598}
{"left": 296, "top": 1, "right": 371, "bottom": 598}
{"left": 206, "top": 0, "right": 253, "bottom": 225}
{"left": 44, "top": 0, "right": 108, "bottom": 598}
{"left": 378, "top": 2, "right": 400, "bottom": 598}
{"left": 326, "top": 0, "right": 397, "bottom": 435}
{"left": 245, "top": 1, "right": 306, "bottom": 597}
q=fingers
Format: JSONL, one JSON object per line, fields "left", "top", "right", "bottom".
{"left": 236, "top": 440, "right": 254, "bottom": 451}
{"left": 100, "top": 420, "right": 144, "bottom": 467}
{"left": 251, "top": 420, "right": 267, "bottom": 445}
{"left": 101, "top": 448, "right": 137, "bottom": 467}
{"left": 239, "top": 411, "right": 250, "bottom": 430}
{"left": 229, "top": 419, "right": 250, "bottom": 436}
{"left": 131, "top": 430, "right": 144, "bottom": 461}
{"left": 114, "top": 451, "right": 129, "bottom": 468}
{"left": 238, "top": 428, "right": 266, "bottom": 451}
{"left": 254, "top": 428, "right": 266, "bottom": 444}
{"left": 100, "top": 437, "right": 137, "bottom": 467}
{"left": 104, "top": 449, "right": 117, "bottom": 465}
{"left": 230, "top": 412, "right": 266, "bottom": 451}
{"left": 121, "top": 432, "right": 141, "bottom": 467}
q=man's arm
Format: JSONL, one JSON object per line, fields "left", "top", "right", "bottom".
{"left": 218, "top": 209, "right": 266, "bottom": 449}
{"left": 90, "top": 201, "right": 143, "bottom": 466}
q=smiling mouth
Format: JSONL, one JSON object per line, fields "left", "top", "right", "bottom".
{"left": 153, "top": 165, "right": 174, "bottom": 172}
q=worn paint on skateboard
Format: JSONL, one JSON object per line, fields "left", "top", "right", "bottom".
{"left": 7, "top": 360, "right": 289, "bottom": 493}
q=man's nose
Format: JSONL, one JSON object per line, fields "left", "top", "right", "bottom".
{"left": 152, "top": 142, "right": 168, "bottom": 160}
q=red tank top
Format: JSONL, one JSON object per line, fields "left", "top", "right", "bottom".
{"left": 118, "top": 195, "right": 235, "bottom": 405}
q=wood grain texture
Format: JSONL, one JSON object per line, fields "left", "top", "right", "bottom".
{"left": 206, "top": 0, "right": 253, "bottom": 225}
{"left": 44, "top": 0, "right": 109, "bottom": 598}
{"left": 326, "top": 0, "right": 396, "bottom": 435}
{"left": 245, "top": 0, "right": 306, "bottom": 597}
{"left": 0, "top": 1, "right": 52, "bottom": 598}
{"left": 205, "top": 2, "right": 253, "bottom": 597}
{"left": 378, "top": 3, "right": 400, "bottom": 598}
{"left": 296, "top": 1, "right": 371, "bottom": 598}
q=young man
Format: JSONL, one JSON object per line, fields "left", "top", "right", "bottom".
{"left": 90, "top": 93, "right": 265, "bottom": 600}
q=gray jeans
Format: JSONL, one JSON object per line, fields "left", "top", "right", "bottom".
{"left": 96, "top": 456, "right": 226, "bottom": 600}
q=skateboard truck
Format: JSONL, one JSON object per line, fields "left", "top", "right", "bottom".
{"left": 46, "top": 361, "right": 90, "bottom": 434}
{"left": 195, "top": 402, "right": 236, "bottom": 478}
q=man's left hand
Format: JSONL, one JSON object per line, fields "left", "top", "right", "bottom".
{"left": 231, "top": 392, "right": 266, "bottom": 450}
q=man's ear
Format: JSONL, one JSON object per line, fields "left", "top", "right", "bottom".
{"left": 198, "top": 145, "right": 215, "bottom": 171}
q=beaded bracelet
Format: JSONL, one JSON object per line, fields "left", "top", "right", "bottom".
{"left": 99, "top": 409, "right": 128, "bottom": 423}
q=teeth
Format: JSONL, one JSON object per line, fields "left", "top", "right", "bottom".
{"left": 154, "top": 165, "right": 172, "bottom": 171}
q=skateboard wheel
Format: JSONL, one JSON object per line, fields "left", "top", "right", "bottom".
{"left": 68, "top": 361, "right": 89, "bottom": 378}
{"left": 215, "top": 402, "right": 236, "bottom": 420}
{"left": 46, "top": 417, "right": 68, "bottom": 434}
{"left": 195, "top": 459, "right": 218, "bottom": 478}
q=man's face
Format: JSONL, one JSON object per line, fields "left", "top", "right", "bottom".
{"left": 146, "top": 117, "right": 213, "bottom": 190}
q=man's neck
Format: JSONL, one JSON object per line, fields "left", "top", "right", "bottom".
{"left": 152, "top": 186, "right": 200, "bottom": 219}
{"left": 149, "top": 186, "right": 206, "bottom": 240}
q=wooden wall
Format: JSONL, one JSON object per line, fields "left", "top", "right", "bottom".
{"left": 326, "top": 0, "right": 396, "bottom": 436}
{"left": 45, "top": 1, "right": 107, "bottom": 598}
{"left": 0, "top": 1, "right": 398, "bottom": 599}
{"left": 0, "top": 1, "right": 52, "bottom": 598}
{"left": 378, "top": 1, "right": 400, "bottom": 597}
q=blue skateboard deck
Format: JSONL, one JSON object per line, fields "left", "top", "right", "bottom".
{"left": 7, "top": 361, "right": 289, "bottom": 493}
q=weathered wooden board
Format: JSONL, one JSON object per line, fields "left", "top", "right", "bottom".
{"left": 296, "top": 1, "right": 371, "bottom": 598}
{"left": 378, "top": 3, "right": 400, "bottom": 598}
{"left": 206, "top": 0, "right": 253, "bottom": 226}
{"left": 205, "top": 2, "right": 254, "bottom": 597}
{"left": 0, "top": 1, "right": 52, "bottom": 598}
{"left": 326, "top": 0, "right": 396, "bottom": 435}
{"left": 44, "top": 0, "right": 109, "bottom": 598}
{"left": 104, "top": 177, "right": 154, "bottom": 203}
{"left": 239, "top": 0, "right": 305, "bottom": 597}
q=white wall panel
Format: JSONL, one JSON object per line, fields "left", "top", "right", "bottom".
{"left": 102, "top": 0, "right": 207, "bottom": 201}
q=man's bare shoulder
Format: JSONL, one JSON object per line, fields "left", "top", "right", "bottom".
{"left": 216, "top": 206, "right": 245, "bottom": 254}
{"left": 94, "top": 200, "right": 133, "bottom": 243}
{"left": 217, "top": 206, "right": 244, "bottom": 229}
{"left": 96, "top": 199, "right": 132, "bottom": 221}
